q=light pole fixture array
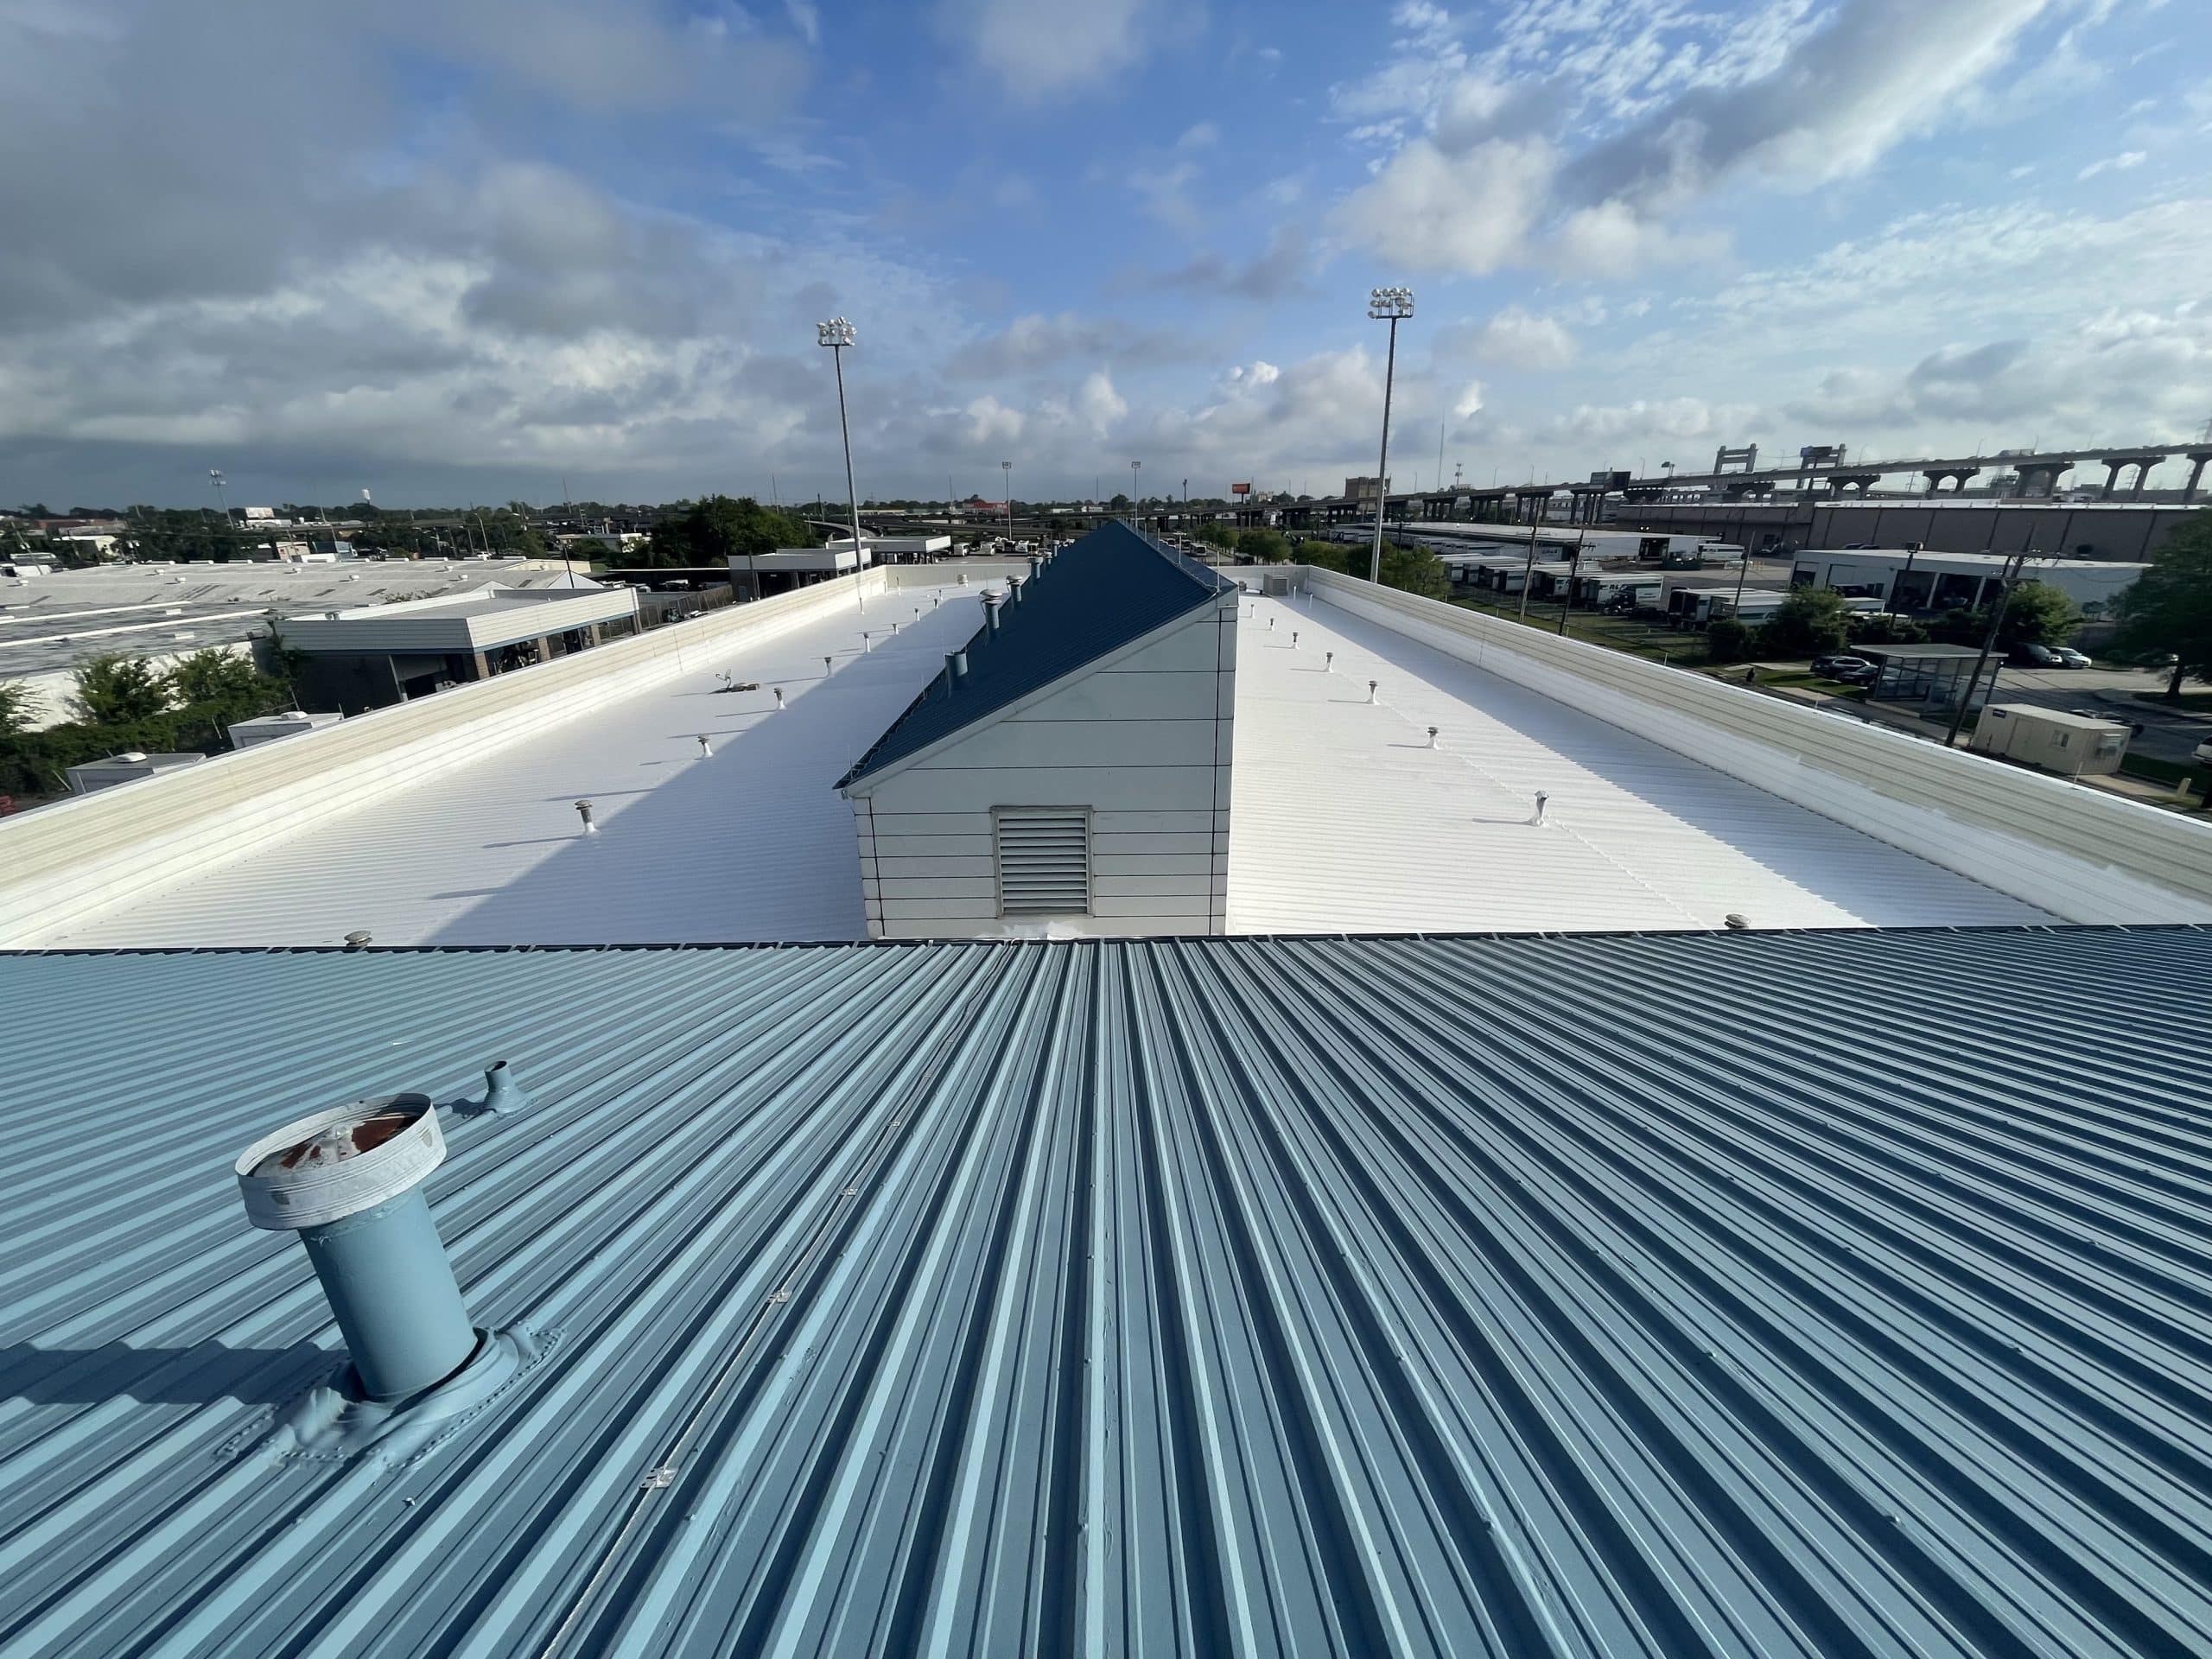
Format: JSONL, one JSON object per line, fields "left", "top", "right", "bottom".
{"left": 817, "top": 316, "right": 866, "bottom": 617}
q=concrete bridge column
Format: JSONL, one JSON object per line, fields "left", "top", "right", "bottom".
{"left": 2101, "top": 461, "right": 2125, "bottom": 499}
{"left": 2130, "top": 461, "right": 2154, "bottom": 498}
{"left": 2184, "top": 452, "right": 2211, "bottom": 503}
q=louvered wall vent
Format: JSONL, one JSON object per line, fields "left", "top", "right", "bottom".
{"left": 995, "top": 808, "right": 1091, "bottom": 915}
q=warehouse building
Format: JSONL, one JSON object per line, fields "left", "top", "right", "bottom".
{"left": 2, "top": 925, "right": 2209, "bottom": 1657}
{"left": 3, "top": 527, "right": 2212, "bottom": 1657}
{"left": 277, "top": 583, "right": 641, "bottom": 714}
{"left": 1789, "top": 549, "right": 2146, "bottom": 615}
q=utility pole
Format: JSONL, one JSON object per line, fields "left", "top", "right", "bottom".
{"left": 1558, "top": 526, "right": 1586, "bottom": 636}
{"left": 1516, "top": 512, "right": 1541, "bottom": 619}
{"left": 561, "top": 478, "right": 575, "bottom": 588}
{"left": 1945, "top": 547, "right": 2029, "bottom": 748}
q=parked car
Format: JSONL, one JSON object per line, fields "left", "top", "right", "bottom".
{"left": 2196, "top": 738, "right": 2212, "bottom": 769}
{"left": 2050, "top": 646, "right": 2092, "bottom": 669}
{"left": 2012, "top": 643, "right": 2062, "bottom": 667}
{"left": 1811, "top": 654, "right": 1878, "bottom": 684}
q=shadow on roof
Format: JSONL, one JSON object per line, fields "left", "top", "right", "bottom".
{"left": 0, "top": 1340, "right": 336, "bottom": 1406}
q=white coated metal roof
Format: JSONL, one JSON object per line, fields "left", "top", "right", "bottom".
{"left": 33, "top": 580, "right": 2049, "bottom": 949}
{"left": 42, "top": 585, "right": 991, "bottom": 948}
{"left": 1224, "top": 593, "right": 2048, "bottom": 935}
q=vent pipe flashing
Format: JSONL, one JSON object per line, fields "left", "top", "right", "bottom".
{"left": 235, "top": 1094, "right": 478, "bottom": 1401}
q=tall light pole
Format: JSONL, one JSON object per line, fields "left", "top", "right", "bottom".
{"left": 817, "top": 316, "right": 866, "bottom": 616}
{"left": 208, "top": 468, "right": 230, "bottom": 554}
{"left": 1130, "top": 461, "right": 1141, "bottom": 527}
{"left": 1002, "top": 460, "right": 1014, "bottom": 550}
{"left": 1367, "top": 286, "right": 1414, "bottom": 583}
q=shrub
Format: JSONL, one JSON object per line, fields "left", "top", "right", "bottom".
{"left": 1755, "top": 588, "right": 1852, "bottom": 658}
{"left": 1705, "top": 617, "right": 1755, "bottom": 664}
{"left": 1848, "top": 613, "right": 1928, "bottom": 645}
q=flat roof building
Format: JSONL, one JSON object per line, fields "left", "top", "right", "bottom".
{"left": 1790, "top": 549, "right": 2146, "bottom": 615}
{"left": 277, "top": 584, "right": 640, "bottom": 713}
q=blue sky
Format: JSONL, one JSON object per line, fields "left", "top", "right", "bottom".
{"left": 1, "top": 0, "right": 2207, "bottom": 506}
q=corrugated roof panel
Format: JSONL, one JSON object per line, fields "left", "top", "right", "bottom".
{"left": 3, "top": 926, "right": 2210, "bottom": 1656}
{"left": 841, "top": 522, "right": 1230, "bottom": 785}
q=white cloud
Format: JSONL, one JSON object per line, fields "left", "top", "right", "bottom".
{"left": 784, "top": 0, "right": 818, "bottom": 46}
{"left": 2077, "top": 149, "right": 2146, "bottom": 179}
{"left": 1453, "top": 379, "right": 1485, "bottom": 419}
{"left": 1077, "top": 370, "right": 1128, "bottom": 430}
{"left": 1444, "top": 306, "right": 1579, "bottom": 371}
{"left": 1333, "top": 136, "right": 1557, "bottom": 276}
{"left": 943, "top": 0, "right": 1166, "bottom": 99}
{"left": 1332, "top": 0, "right": 2074, "bottom": 279}
{"left": 961, "top": 394, "right": 1025, "bottom": 444}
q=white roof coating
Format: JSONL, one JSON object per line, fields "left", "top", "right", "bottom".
{"left": 43, "top": 584, "right": 990, "bottom": 948}
{"left": 1224, "top": 592, "right": 2048, "bottom": 934}
{"left": 34, "top": 578, "right": 2046, "bottom": 948}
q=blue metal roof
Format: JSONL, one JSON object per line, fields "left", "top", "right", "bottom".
{"left": 840, "top": 521, "right": 1230, "bottom": 785}
{"left": 4, "top": 925, "right": 2212, "bottom": 1656}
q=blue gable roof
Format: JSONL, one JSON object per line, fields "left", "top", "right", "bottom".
{"left": 839, "top": 520, "right": 1230, "bottom": 786}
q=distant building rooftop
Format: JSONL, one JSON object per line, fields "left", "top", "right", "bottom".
{"left": 3, "top": 925, "right": 2209, "bottom": 1656}
{"left": 275, "top": 584, "right": 637, "bottom": 655}
{"left": 0, "top": 558, "right": 592, "bottom": 680}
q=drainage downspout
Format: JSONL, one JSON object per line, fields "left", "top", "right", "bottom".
{"left": 236, "top": 1093, "right": 477, "bottom": 1401}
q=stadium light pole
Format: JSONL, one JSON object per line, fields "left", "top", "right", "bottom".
{"left": 208, "top": 468, "right": 230, "bottom": 548}
{"left": 817, "top": 316, "right": 865, "bottom": 617}
{"left": 1002, "top": 460, "right": 1014, "bottom": 550}
{"left": 1366, "top": 286, "right": 1414, "bottom": 584}
{"left": 1130, "top": 460, "right": 1141, "bottom": 528}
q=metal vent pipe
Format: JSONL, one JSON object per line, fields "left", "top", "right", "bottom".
{"left": 236, "top": 1094, "right": 476, "bottom": 1400}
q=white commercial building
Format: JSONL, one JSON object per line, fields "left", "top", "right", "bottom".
{"left": 1791, "top": 549, "right": 2147, "bottom": 615}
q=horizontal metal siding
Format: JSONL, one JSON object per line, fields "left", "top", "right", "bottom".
{"left": 1, "top": 926, "right": 2209, "bottom": 1656}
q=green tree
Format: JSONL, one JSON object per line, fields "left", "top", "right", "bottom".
{"left": 1705, "top": 617, "right": 1755, "bottom": 665}
{"left": 0, "top": 679, "right": 38, "bottom": 736}
{"left": 1992, "top": 580, "right": 2077, "bottom": 649}
{"left": 166, "top": 648, "right": 266, "bottom": 706}
{"left": 1756, "top": 588, "right": 1852, "bottom": 658}
{"left": 1377, "top": 540, "right": 1447, "bottom": 600}
{"left": 1236, "top": 527, "right": 1292, "bottom": 563}
{"left": 2110, "top": 517, "right": 2212, "bottom": 699}
{"left": 1848, "top": 613, "right": 1928, "bottom": 646}
{"left": 645, "top": 496, "right": 817, "bottom": 568}
{"left": 73, "top": 653, "right": 172, "bottom": 724}
{"left": 1192, "top": 522, "right": 1236, "bottom": 550}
